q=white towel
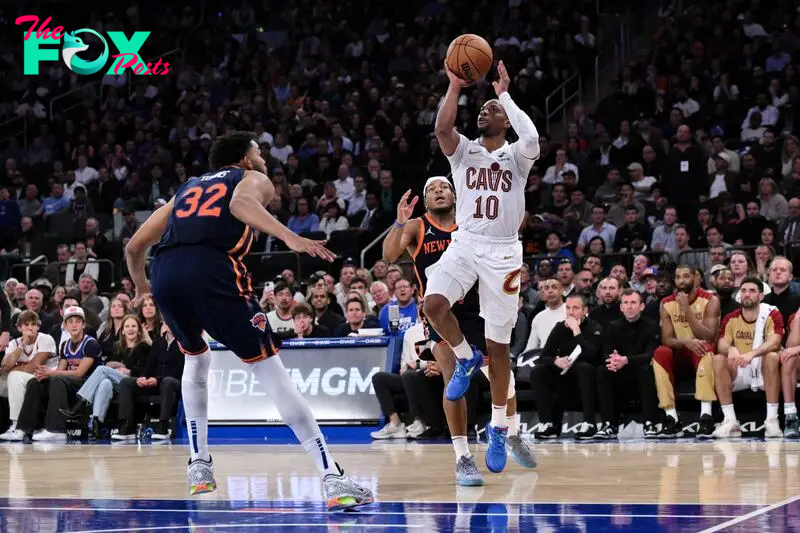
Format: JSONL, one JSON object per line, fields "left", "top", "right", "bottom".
{"left": 750, "top": 303, "right": 778, "bottom": 391}
{"left": 560, "top": 345, "right": 582, "bottom": 375}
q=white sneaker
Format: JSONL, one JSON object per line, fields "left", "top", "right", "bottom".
{"left": 111, "top": 433, "right": 137, "bottom": 441}
{"left": 764, "top": 417, "right": 783, "bottom": 438}
{"left": 31, "top": 430, "right": 66, "bottom": 442}
{"left": 405, "top": 420, "right": 427, "bottom": 438}
{"left": 712, "top": 418, "right": 742, "bottom": 439}
{"left": 0, "top": 429, "right": 25, "bottom": 442}
{"left": 151, "top": 432, "right": 171, "bottom": 440}
{"left": 369, "top": 422, "right": 406, "bottom": 440}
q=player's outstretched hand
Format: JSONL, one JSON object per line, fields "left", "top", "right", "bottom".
{"left": 443, "top": 59, "right": 466, "bottom": 88}
{"left": 493, "top": 60, "right": 510, "bottom": 96}
{"left": 396, "top": 190, "right": 418, "bottom": 224}
{"left": 286, "top": 235, "right": 336, "bottom": 262}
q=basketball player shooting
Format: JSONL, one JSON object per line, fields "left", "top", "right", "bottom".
{"left": 424, "top": 60, "right": 540, "bottom": 473}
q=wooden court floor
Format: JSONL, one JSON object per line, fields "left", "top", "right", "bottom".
{"left": 1, "top": 440, "right": 800, "bottom": 532}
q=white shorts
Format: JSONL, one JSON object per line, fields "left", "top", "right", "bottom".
{"left": 425, "top": 230, "right": 522, "bottom": 344}
{"left": 731, "top": 357, "right": 764, "bottom": 393}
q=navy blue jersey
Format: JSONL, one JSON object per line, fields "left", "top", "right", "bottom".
{"left": 156, "top": 167, "right": 255, "bottom": 256}
{"left": 412, "top": 214, "right": 480, "bottom": 314}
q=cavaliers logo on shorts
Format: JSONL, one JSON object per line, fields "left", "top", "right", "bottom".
{"left": 250, "top": 312, "right": 268, "bottom": 332}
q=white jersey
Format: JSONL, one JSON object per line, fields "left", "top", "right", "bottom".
{"left": 446, "top": 133, "right": 537, "bottom": 238}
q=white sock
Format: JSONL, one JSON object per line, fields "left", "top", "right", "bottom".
{"left": 302, "top": 434, "right": 340, "bottom": 478}
{"left": 182, "top": 350, "right": 211, "bottom": 463}
{"left": 700, "top": 402, "right": 712, "bottom": 417}
{"left": 491, "top": 404, "right": 507, "bottom": 428}
{"left": 506, "top": 414, "right": 520, "bottom": 437}
{"left": 721, "top": 404, "right": 737, "bottom": 421}
{"left": 767, "top": 403, "right": 779, "bottom": 420}
{"left": 785, "top": 402, "right": 797, "bottom": 416}
{"left": 250, "top": 356, "right": 340, "bottom": 477}
{"left": 452, "top": 435, "right": 470, "bottom": 460}
{"left": 665, "top": 408, "right": 678, "bottom": 420}
{"left": 451, "top": 338, "right": 473, "bottom": 360}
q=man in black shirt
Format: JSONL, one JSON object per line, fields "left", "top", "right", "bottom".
{"left": 292, "top": 303, "right": 330, "bottom": 338}
{"left": 710, "top": 265, "right": 738, "bottom": 317}
{"left": 613, "top": 205, "right": 652, "bottom": 252}
{"left": 588, "top": 277, "right": 622, "bottom": 329}
{"left": 595, "top": 289, "right": 660, "bottom": 439}
{"left": 763, "top": 257, "right": 800, "bottom": 326}
{"left": 529, "top": 294, "right": 603, "bottom": 440}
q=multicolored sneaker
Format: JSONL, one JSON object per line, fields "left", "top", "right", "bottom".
{"left": 445, "top": 346, "right": 483, "bottom": 401}
{"left": 484, "top": 424, "right": 508, "bottom": 473}
{"left": 455, "top": 454, "right": 485, "bottom": 486}
{"left": 506, "top": 435, "right": 537, "bottom": 468}
{"left": 784, "top": 414, "right": 799, "bottom": 438}
{"left": 188, "top": 457, "right": 216, "bottom": 495}
{"left": 323, "top": 463, "right": 375, "bottom": 511}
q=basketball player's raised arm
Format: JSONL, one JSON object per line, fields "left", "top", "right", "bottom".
{"left": 435, "top": 61, "right": 466, "bottom": 156}
{"left": 687, "top": 295, "right": 720, "bottom": 342}
{"left": 126, "top": 199, "right": 176, "bottom": 300}
{"left": 230, "top": 171, "right": 335, "bottom": 261}
{"left": 383, "top": 190, "right": 420, "bottom": 262}
{"left": 494, "top": 61, "right": 540, "bottom": 161}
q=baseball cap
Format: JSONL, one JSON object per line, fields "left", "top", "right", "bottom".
{"left": 31, "top": 278, "right": 53, "bottom": 291}
{"left": 715, "top": 152, "right": 731, "bottom": 163}
{"left": 627, "top": 162, "right": 643, "bottom": 171}
{"left": 710, "top": 264, "right": 731, "bottom": 276}
{"left": 641, "top": 267, "right": 658, "bottom": 279}
{"left": 63, "top": 306, "right": 85, "bottom": 323}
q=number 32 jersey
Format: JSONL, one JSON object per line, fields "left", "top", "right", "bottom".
{"left": 446, "top": 133, "right": 537, "bottom": 239}
{"left": 156, "top": 167, "right": 255, "bottom": 255}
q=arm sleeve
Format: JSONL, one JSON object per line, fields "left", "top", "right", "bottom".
{"left": 498, "top": 92, "right": 540, "bottom": 161}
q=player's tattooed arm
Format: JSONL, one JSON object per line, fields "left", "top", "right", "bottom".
{"left": 126, "top": 198, "right": 176, "bottom": 302}
{"left": 383, "top": 190, "right": 420, "bottom": 262}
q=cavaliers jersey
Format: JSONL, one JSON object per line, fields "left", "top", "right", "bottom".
{"left": 412, "top": 214, "right": 479, "bottom": 314}
{"left": 719, "top": 307, "right": 784, "bottom": 353}
{"left": 662, "top": 288, "right": 714, "bottom": 340}
{"left": 156, "top": 167, "right": 255, "bottom": 256}
{"left": 446, "top": 133, "right": 537, "bottom": 238}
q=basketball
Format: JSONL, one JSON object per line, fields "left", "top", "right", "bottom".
{"left": 445, "top": 34, "right": 493, "bottom": 85}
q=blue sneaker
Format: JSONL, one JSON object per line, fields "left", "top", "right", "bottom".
{"left": 484, "top": 424, "right": 508, "bottom": 473}
{"left": 445, "top": 347, "right": 483, "bottom": 401}
{"left": 455, "top": 454, "right": 484, "bottom": 486}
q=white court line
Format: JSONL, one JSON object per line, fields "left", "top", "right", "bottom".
{"left": 0, "top": 496, "right": 765, "bottom": 506}
{"left": 696, "top": 494, "right": 800, "bottom": 533}
{"left": 70, "top": 524, "right": 421, "bottom": 533}
{"left": 0, "top": 506, "right": 741, "bottom": 519}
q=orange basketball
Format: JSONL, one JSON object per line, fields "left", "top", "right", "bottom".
{"left": 445, "top": 34, "right": 493, "bottom": 85}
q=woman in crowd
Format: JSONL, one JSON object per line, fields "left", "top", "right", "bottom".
{"left": 755, "top": 245, "right": 775, "bottom": 282}
{"left": 65, "top": 241, "right": 99, "bottom": 286}
{"left": 319, "top": 202, "right": 350, "bottom": 238}
{"left": 60, "top": 315, "right": 151, "bottom": 439}
{"left": 116, "top": 323, "right": 184, "bottom": 441}
{"left": 782, "top": 136, "right": 799, "bottom": 179}
{"left": 98, "top": 296, "right": 129, "bottom": 356}
{"left": 136, "top": 295, "right": 163, "bottom": 338}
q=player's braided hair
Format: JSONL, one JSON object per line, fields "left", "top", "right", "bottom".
{"left": 208, "top": 131, "right": 257, "bottom": 169}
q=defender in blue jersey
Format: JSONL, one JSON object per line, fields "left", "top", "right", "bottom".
{"left": 125, "top": 132, "right": 373, "bottom": 511}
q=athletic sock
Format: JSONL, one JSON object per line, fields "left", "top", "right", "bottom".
{"left": 491, "top": 404, "right": 507, "bottom": 428}
{"left": 250, "top": 356, "right": 340, "bottom": 477}
{"left": 452, "top": 435, "right": 470, "bottom": 460}
{"left": 182, "top": 350, "right": 211, "bottom": 463}
{"left": 665, "top": 408, "right": 678, "bottom": 421}
{"left": 302, "top": 434, "right": 340, "bottom": 478}
{"left": 452, "top": 339, "right": 473, "bottom": 360}
{"left": 785, "top": 402, "right": 798, "bottom": 416}
{"left": 721, "top": 404, "right": 737, "bottom": 422}
{"left": 506, "top": 414, "right": 520, "bottom": 437}
{"left": 767, "top": 403, "right": 779, "bottom": 420}
{"left": 700, "top": 401, "right": 712, "bottom": 417}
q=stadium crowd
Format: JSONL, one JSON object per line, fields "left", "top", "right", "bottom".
{"left": 1, "top": 0, "right": 800, "bottom": 443}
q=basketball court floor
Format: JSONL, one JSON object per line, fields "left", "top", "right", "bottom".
{"left": 1, "top": 438, "right": 799, "bottom": 532}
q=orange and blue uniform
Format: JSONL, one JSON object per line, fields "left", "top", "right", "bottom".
{"left": 150, "top": 167, "right": 278, "bottom": 362}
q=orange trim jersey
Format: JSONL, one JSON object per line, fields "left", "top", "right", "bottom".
{"left": 719, "top": 308, "right": 784, "bottom": 353}
{"left": 662, "top": 288, "right": 714, "bottom": 340}
{"left": 412, "top": 214, "right": 479, "bottom": 314}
